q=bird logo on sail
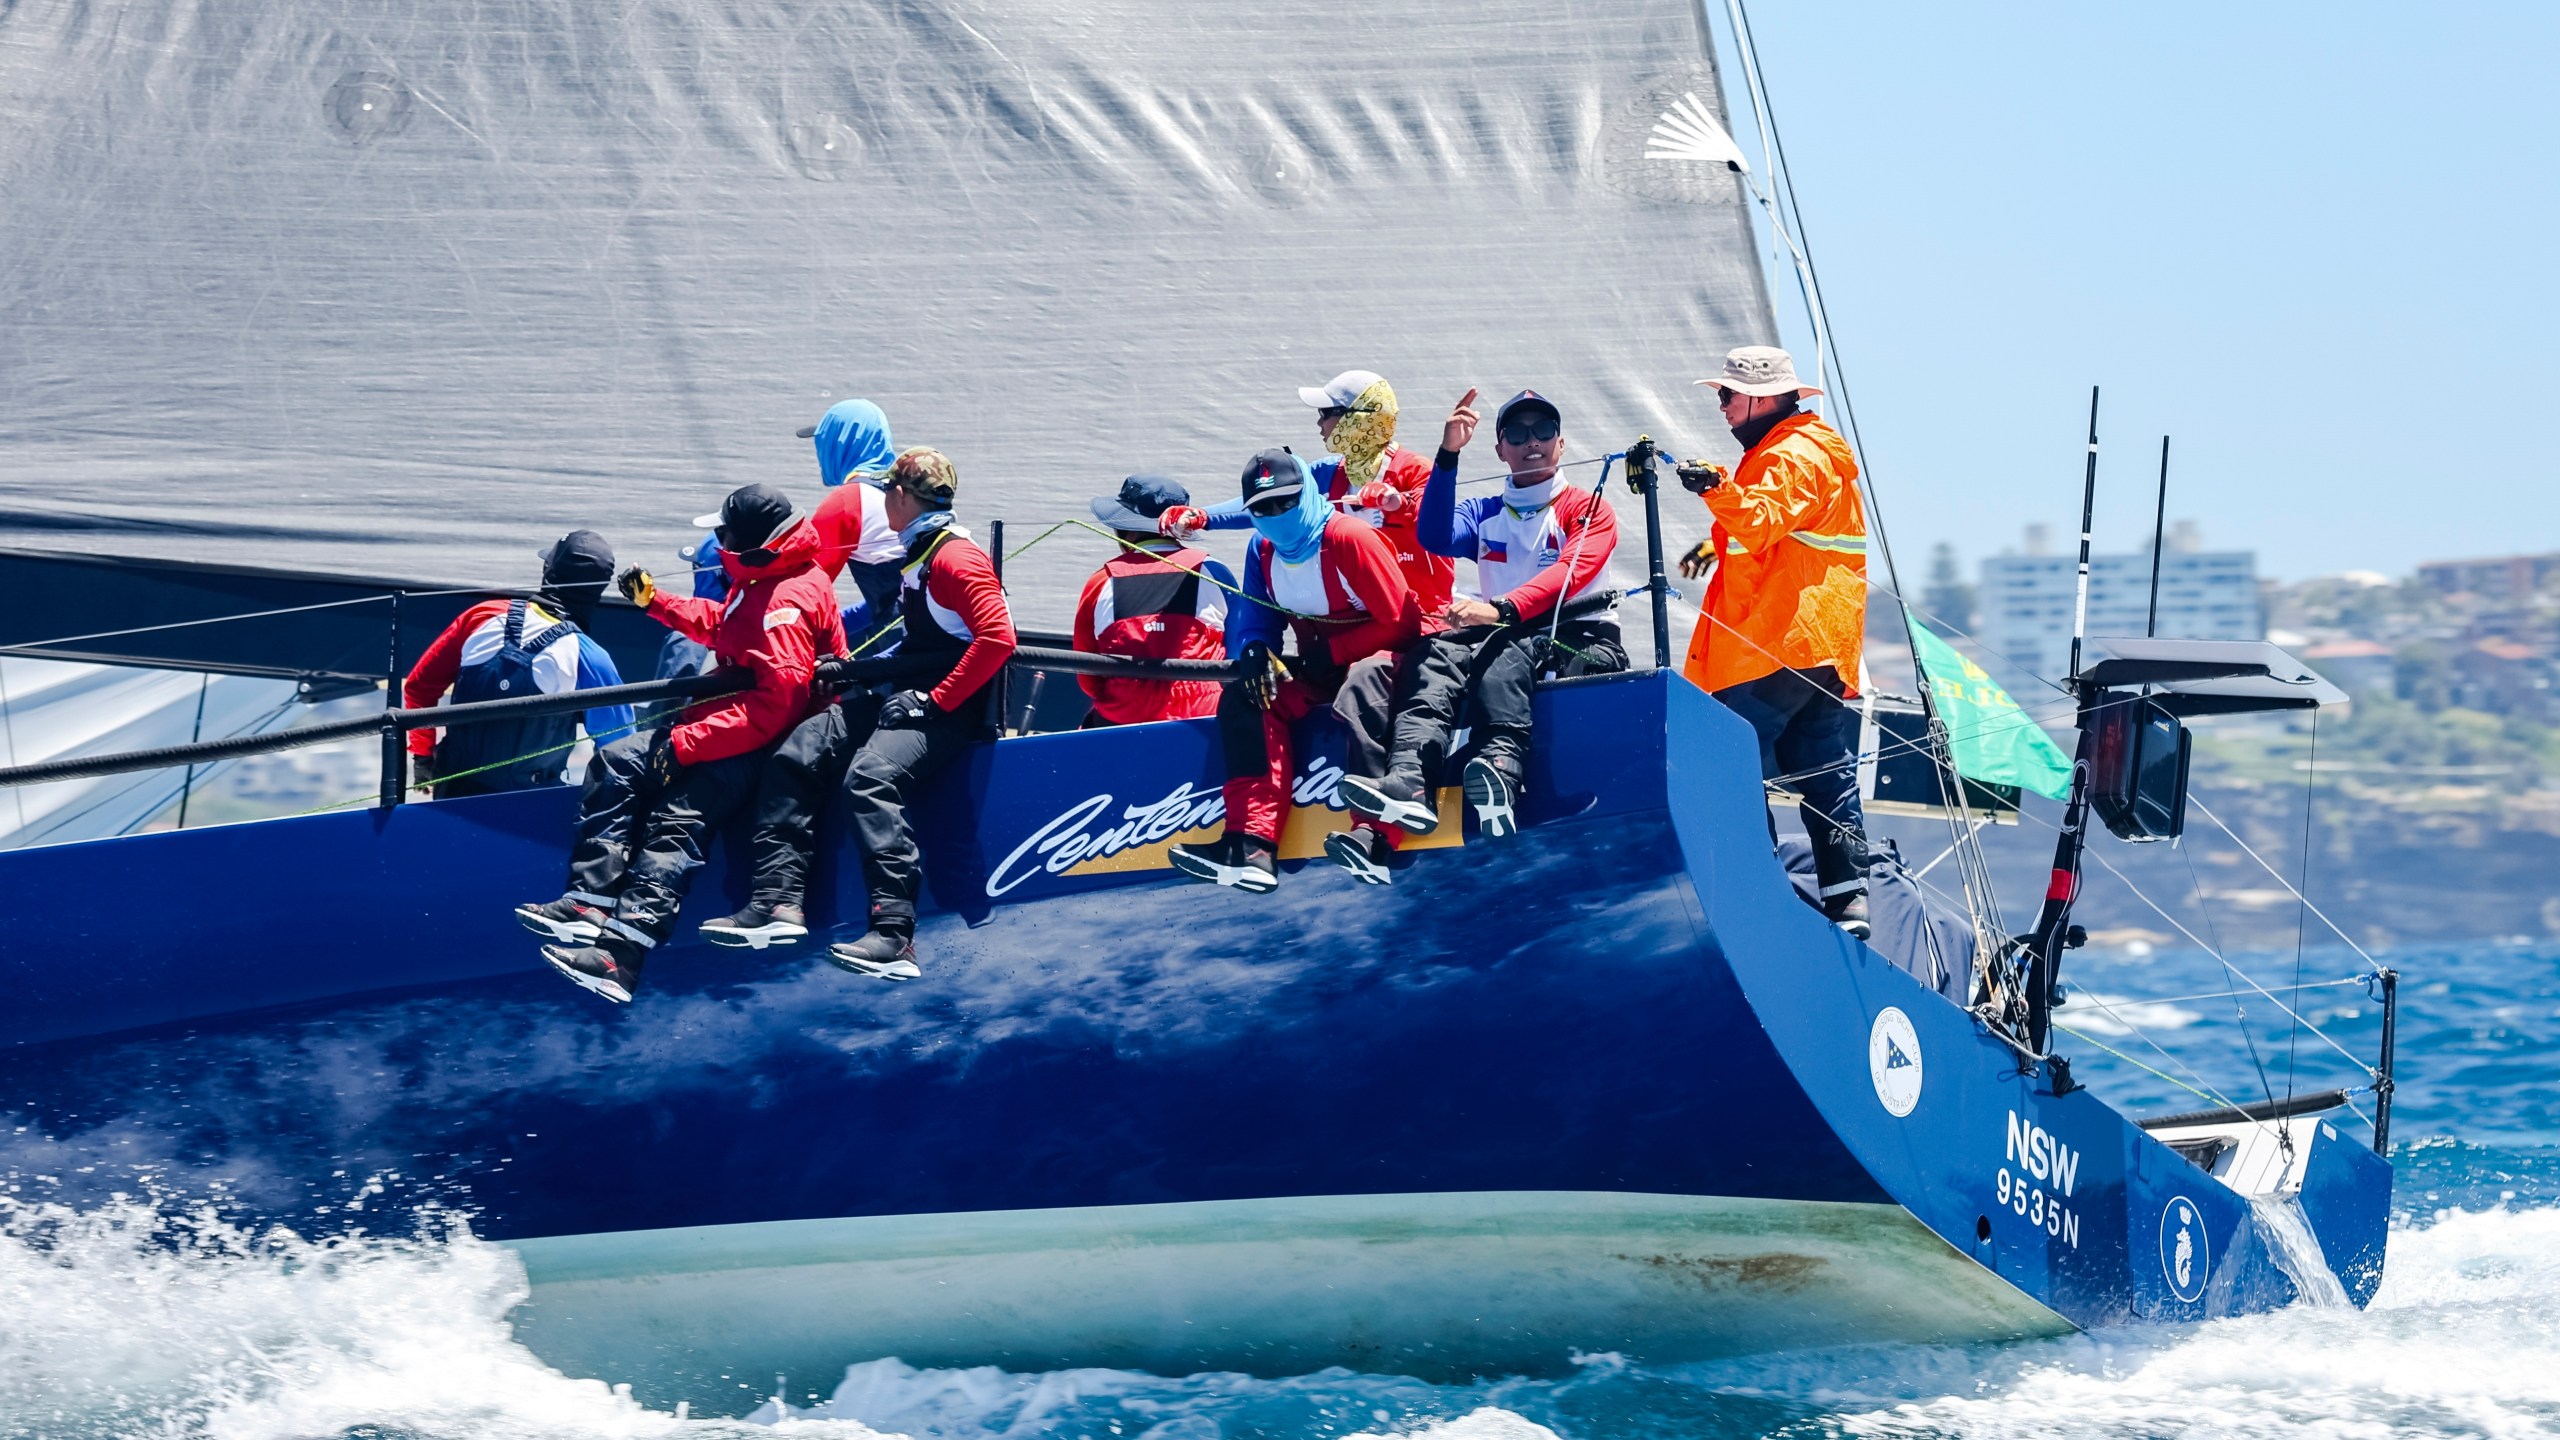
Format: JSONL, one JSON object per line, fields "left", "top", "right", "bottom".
{"left": 1644, "top": 93, "right": 1750, "bottom": 173}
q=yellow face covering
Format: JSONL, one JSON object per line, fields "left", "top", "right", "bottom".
{"left": 1329, "top": 378, "right": 1400, "bottom": 491}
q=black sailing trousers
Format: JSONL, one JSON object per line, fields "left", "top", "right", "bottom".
{"left": 1711, "top": 665, "right": 1871, "bottom": 901}
{"left": 744, "top": 692, "right": 979, "bottom": 929}
{"left": 563, "top": 729, "right": 765, "bottom": 948}
{"left": 1338, "top": 619, "right": 1627, "bottom": 787}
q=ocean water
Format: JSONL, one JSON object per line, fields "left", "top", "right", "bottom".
{"left": 4, "top": 940, "right": 2554, "bottom": 1440}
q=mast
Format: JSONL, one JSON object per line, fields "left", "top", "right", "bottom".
{"left": 2147, "top": 435, "right": 2170, "bottom": 638}
{"left": 2066, "top": 388, "right": 2100, "bottom": 681}
{"left": 2020, "top": 389, "right": 2103, "bottom": 1089}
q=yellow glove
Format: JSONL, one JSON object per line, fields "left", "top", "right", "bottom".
{"left": 1677, "top": 539, "right": 1717, "bottom": 581}
{"left": 617, "top": 566, "right": 656, "bottom": 607}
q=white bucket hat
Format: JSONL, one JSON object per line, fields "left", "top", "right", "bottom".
{"left": 1694, "top": 345, "right": 1822, "bottom": 399}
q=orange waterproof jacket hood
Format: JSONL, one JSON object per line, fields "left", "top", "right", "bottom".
{"left": 1681, "top": 412, "right": 1867, "bottom": 696}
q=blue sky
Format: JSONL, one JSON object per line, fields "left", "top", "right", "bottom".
{"left": 1714, "top": 2, "right": 2557, "bottom": 584}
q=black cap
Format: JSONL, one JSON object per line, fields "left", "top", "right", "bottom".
{"left": 1239, "top": 446, "right": 1305, "bottom": 506}
{"left": 793, "top": 423, "right": 820, "bottom": 439}
{"left": 537, "top": 529, "right": 616, "bottom": 591}
{"left": 1495, "top": 389, "right": 1561, "bottom": 428}
{"left": 706, "top": 484, "right": 795, "bottom": 551}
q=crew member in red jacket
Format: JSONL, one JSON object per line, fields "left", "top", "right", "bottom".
{"left": 1072, "top": 474, "right": 1234, "bottom": 727}
{"left": 1169, "top": 447, "right": 1421, "bottom": 893}
{"left": 1165, "top": 370, "right": 1455, "bottom": 617}
{"left": 515, "top": 484, "right": 847, "bottom": 1003}
{"left": 700, "top": 448, "right": 1017, "bottom": 981}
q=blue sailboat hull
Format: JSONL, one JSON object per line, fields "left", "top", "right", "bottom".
{"left": 0, "top": 672, "right": 2389, "bottom": 1397}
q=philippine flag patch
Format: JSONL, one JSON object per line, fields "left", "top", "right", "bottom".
{"left": 1482, "top": 540, "right": 1509, "bottom": 564}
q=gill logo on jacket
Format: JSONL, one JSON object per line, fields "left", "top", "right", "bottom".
{"left": 987, "top": 760, "right": 1464, "bottom": 897}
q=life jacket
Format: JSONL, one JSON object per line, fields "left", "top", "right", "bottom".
{"left": 894, "top": 526, "right": 1000, "bottom": 723}
{"left": 1093, "top": 546, "right": 1223, "bottom": 661}
{"left": 438, "top": 600, "right": 584, "bottom": 791}
{"left": 1082, "top": 545, "right": 1226, "bottom": 724}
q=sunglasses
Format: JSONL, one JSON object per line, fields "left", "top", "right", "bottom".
{"left": 1498, "top": 413, "right": 1560, "bottom": 446}
{"left": 1247, "top": 491, "right": 1302, "bottom": 516}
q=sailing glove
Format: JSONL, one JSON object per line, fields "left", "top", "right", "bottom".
{"left": 1235, "top": 641, "right": 1288, "bottom": 710}
{"left": 1157, "top": 506, "right": 1207, "bottom": 540}
{"left": 1677, "top": 539, "right": 1717, "bottom": 581}
{"left": 876, "top": 688, "right": 937, "bottom": 730}
{"left": 812, "top": 656, "right": 856, "bottom": 694}
{"left": 1675, "top": 461, "right": 1726, "bottom": 495}
{"left": 616, "top": 566, "right": 656, "bottom": 607}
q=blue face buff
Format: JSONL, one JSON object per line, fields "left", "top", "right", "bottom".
{"left": 1248, "top": 458, "right": 1328, "bottom": 565}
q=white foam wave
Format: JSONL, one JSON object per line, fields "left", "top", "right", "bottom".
{"left": 1821, "top": 1206, "right": 2560, "bottom": 1438}
{"left": 6, "top": 1192, "right": 2557, "bottom": 1439}
{"left": 0, "top": 1195, "right": 894, "bottom": 1440}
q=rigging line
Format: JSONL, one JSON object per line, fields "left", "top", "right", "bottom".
{"left": 1720, "top": 0, "right": 1997, "bottom": 942}
{"left": 2061, "top": 989, "right": 2287, "bottom": 1143}
{"left": 2001, "top": 798, "right": 2377, "bottom": 1073}
{"left": 2052, "top": 1023, "right": 2230, "bottom": 1110}
{"left": 16, "top": 695, "right": 302, "bottom": 846}
{"left": 2177, "top": 842, "right": 2285, "bottom": 1120}
{"left": 0, "top": 583, "right": 563, "bottom": 656}
{"left": 2134, "top": 977, "right": 2368, "bottom": 1008}
{"left": 2183, "top": 791, "right": 2380, "bottom": 971}
{"left": 2286, "top": 711, "right": 2320, "bottom": 1107}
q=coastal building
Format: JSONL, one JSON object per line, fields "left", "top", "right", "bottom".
{"left": 1978, "top": 522, "right": 2261, "bottom": 686}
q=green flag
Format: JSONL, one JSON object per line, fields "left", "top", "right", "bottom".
{"left": 1904, "top": 611, "right": 2073, "bottom": 801}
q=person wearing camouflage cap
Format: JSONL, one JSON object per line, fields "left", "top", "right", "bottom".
{"left": 700, "top": 446, "right": 1019, "bottom": 980}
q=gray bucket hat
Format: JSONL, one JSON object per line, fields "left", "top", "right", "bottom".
{"left": 1695, "top": 345, "right": 1823, "bottom": 398}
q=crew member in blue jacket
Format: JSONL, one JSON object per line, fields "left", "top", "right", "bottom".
{"left": 1330, "top": 388, "right": 1627, "bottom": 881}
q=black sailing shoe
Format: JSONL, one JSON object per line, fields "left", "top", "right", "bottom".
{"left": 1323, "top": 826, "right": 1395, "bottom": 886}
{"left": 1339, "top": 773, "right": 1439, "bottom": 836}
{"left": 1169, "top": 833, "right": 1279, "bottom": 893}
{"left": 1461, "top": 757, "right": 1520, "bottom": 840}
{"left": 516, "top": 895, "right": 605, "bottom": 944}
{"left": 828, "top": 929, "right": 921, "bottom": 982}
{"left": 1825, "top": 891, "right": 1873, "bottom": 942}
{"left": 541, "top": 938, "right": 643, "bottom": 1004}
{"left": 700, "top": 901, "right": 809, "bottom": 950}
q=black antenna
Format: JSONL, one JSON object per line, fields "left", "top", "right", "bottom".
{"left": 2146, "top": 435, "right": 2170, "bottom": 638}
{"left": 2066, "top": 387, "right": 2099, "bottom": 681}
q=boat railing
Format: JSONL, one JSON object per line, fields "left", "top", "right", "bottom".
{"left": 0, "top": 645, "right": 1267, "bottom": 807}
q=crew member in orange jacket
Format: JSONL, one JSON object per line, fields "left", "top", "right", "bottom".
{"left": 1072, "top": 474, "right": 1234, "bottom": 727}
{"left": 1676, "top": 346, "right": 1873, "bottom": 939}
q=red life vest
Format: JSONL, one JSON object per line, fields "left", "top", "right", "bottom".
{"left": 1079, "top": 545, "right": 1225, "bottom": 724}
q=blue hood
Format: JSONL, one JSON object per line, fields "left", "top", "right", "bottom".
{"left": 810, "top": 400, "right": 895, "bottom": 488}
{"left": 1250, "top": 452, "right": 1330, "bottom": 565}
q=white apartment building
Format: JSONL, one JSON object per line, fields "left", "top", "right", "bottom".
{"left": 1977, "top": 523, "right": 2261, "bottom": 687}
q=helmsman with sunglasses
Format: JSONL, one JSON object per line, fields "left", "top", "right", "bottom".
{"left": 1328, "top": 388, "right": 1627, "bottom": 882}
{"left": 1168, "top": 446, "right": 1423, "bottom": 893}
{"left": 1162, "top": 370, "right": 1455, "bottom": 617}
{"left": 1673, "top": 345, "right": 1874, "bottom": 940}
